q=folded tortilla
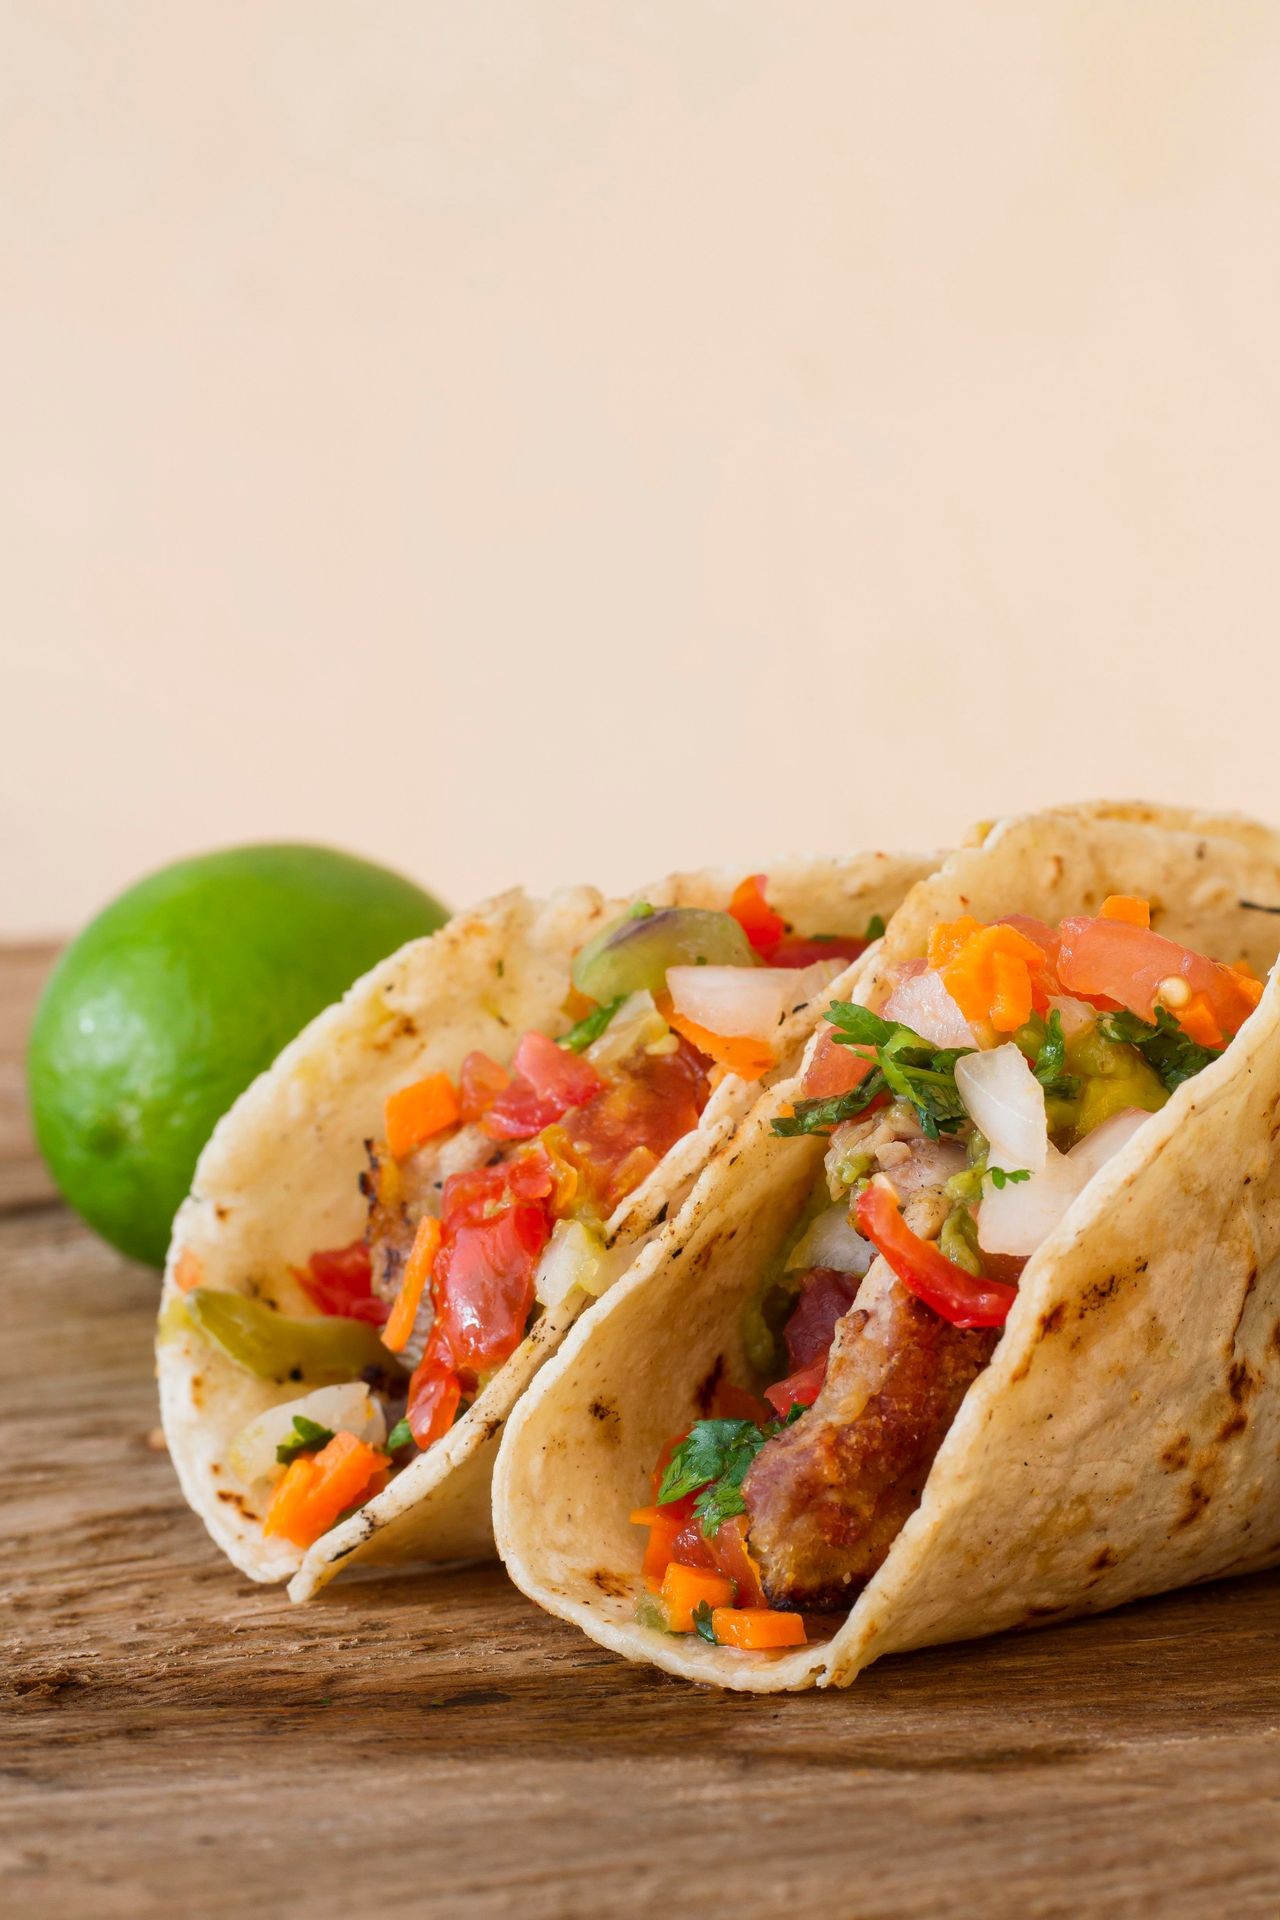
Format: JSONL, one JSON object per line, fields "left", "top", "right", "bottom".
{"left": 493, "top": 807, "right": 1280, "bottom": 1689}
{"left": 158, "top": 853, "right": 932, "bottom": 1599}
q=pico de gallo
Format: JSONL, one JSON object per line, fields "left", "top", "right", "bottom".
{"left": 175, "top": 878, "right": 882, "bottom": 1552}
{"left": 630, "top": 896, "right": 1266, "bottom": 1651}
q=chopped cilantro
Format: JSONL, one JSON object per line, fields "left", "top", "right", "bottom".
{"left": 628, "top": 901, "right": 655, "bottom": 919}
{"left": 1098, "top": 1006, "right": 1223, "bottom": 1092}
{"left": 864, "top": 914, "right": 887, "bottom": 942}
{"left": 1027, "top": 1010, "right": 1081, "bottom": 1100}
{"left": 386, "top": 1417, "right": 413, "bottom": 1451}
{"left": 773, "top": 1002, "right": 973, "bottom": 1140}
{"left": 988, "top": 1166, "right": 1031, "bottom": 1189}
{"left": 559, "top": 996, "right": 625, "bottom": 1053}
{"left": 691, "top": 1600, "right": 718, "bottom": 1644}
{"left": 659, "top": 1417, "right": 780, "bottom": 1537}
{"left": 276, "top": 1414, "right": 335, "bottom": 1465}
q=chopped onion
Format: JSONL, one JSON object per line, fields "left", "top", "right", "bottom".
{"left": 978, "top": 1106, "right": 1151, "bottom": 1257}
{"left": 534, "top": 1219, "right": 632, "bottom": 1307}
{"left": 585, "top": 989, "right": 667, "bottom": 1070}
{"left": 228, "top": 1382, "right": 386, "bottom": 1486}
{"left": 666, "top": 961, "right": 841, "bottom": 1041}
{"left": 785, "top": 1203, "right": 874, "bottom": 1275}
{"left": 955, "top": 1044, "right": 1048, "bottom": 1173}
{"left": 882, "top": 967, "right": 977, "bottom": 1049}
{"left": 1046, "top": 994, "right": 1097, "bottom": 1039}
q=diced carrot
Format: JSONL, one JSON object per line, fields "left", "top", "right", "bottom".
{"left": 658, "top": 996, "right": 774, "bottom": 1081}
{"left": 710, "top": 1606, "right": 807, "bottom": 1650}
{"left": 989, "top": 948, "right": 1034, "bottom": 1032}
{"left": 385, "top": 1071, "right": 460, "bottom": 1160}
{"left": 1226, "top": 962, "right": 1265, "bottom": 1009}
{"left": 173, "top": 1247, "right": 203, "bottom": 1293}
{"left": 630, "top": 1505, "right": 684, "bottom": 1588}
{"left": 382, "top": 1215, "right": 441, "bottom": 1353}
{"left": 926, "top": 916, "right": 983, "bottom": 971}
{"left": 1100, "top": 895, "right": 1151, "bottom": 929}
{"left": 940, "top": 923, "right": 1046, "bottom": 1034}
{"left": 1179, "top": 992, "right": 1225, "bottom": 1049}
{"left": 660, "top": 1561, "right": 737, "bottom": 1631}
{"left": 263, "top": 1432, "right": 390, "bottom": 1549}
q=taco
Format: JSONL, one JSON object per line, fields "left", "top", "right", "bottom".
{"left": 157, "top": 855, "right": 931, "bottom": 1598}
{"left": 493, "top": 808, "right": 1280, "bottom": 1689}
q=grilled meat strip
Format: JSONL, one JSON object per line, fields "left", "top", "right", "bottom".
{"left": 742, "top": 1164, "right": 995, "bottom": 1611}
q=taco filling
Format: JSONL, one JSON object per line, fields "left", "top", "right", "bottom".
{"left": 630, "top": 897, "right": 1264, "bottom": 1652}
{"left": 170, "top": 877, "right": 880, "bottom": 1553}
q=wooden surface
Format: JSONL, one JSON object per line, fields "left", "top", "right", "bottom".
{"left": 4, "top": 945, "right": 1280, "bottom": 1919}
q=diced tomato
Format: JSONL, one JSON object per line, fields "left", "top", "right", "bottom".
{"left": 764, "top": 1356, "right": 826, "bottom": 1416}
{"left": 406, "top": 1332, "right": 463, "bottom": 1449}
{"left": 770, "top": 934, "right": 870, "bottom": 969}
{"left": 558, "top": 1037, "right": 710, "bottom": 1217}
{"left": 710, "top": 1379, "right": 774, "bottom": 1423}
{"left": 728, "top": 873, "right": 787, "bottom": 957}
{"left": 432, "top": 1203, "right": 549, "bottom": 1374}
{"left": 800, "top": 1025, "right": 879, "bottom": 1101}
{"left": 1056, "top": 916, "right": 1259, "bottom": 1040}
{"left": 457, "top": 1050, "right": 510, "bottom": 1123}
{"left": 705, "top": 1515, "right": 766, "bottom": 1609}
{"left": 855, "top": 1183, "right": 1018, "bottom": 1328}
{"left": 297, "top": 1239, "right": 388, "bottom": 1326}
{"left": 482, "top": 1031, "right": 605, "bottom": 1141}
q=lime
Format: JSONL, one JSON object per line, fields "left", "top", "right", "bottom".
{"left": 28, "top": 844, "right": 448, "bottom": 1267}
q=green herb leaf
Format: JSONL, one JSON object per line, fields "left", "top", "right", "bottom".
{"left": 658, "top": 1417, "right": 781, "bottom": 1537}
{"left": 628, "top": 901, "right": 655, "bottom": 920}
{"left": 864, "top": 914, "right": 887, "bottom": 942}
{"left": 772, "top": 1000, "right": 978, "bottom": 1140}
{"left": 691, "top": 1600, "right": 719, "bottom": 1644}
{"left": 275, "top": 1414, "right": 336, "bottom": 1465}
{"left": 1098, "top": 1006, "right": 1223, "bottom": 1092}
{"left": 771, "top": 1075, "right": 888, "bottom": 1138}
{"left": 988, "top": 1166, "right": 1031, "bottom": 1189}
{"left": 386, "top": 1417, "right": 413, "bottom": 1451}
{"left": 1028, "top": 1009, "right": 1081, "bottom": 1100}
{"left": 558, "top": 995, "right": 625, "bottom": 1053}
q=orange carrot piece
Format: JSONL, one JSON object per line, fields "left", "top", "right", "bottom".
{"left": 660, "top": 1561, "right": 737, "bottom": 1631}
{"left": 710, "top": 1606, "right": 807, "bottom": 1650}
{"left": 630, "top": 1505, "right": 684, "bottom": 1588}
{"left": 1100, "top": 895, "right": 1151, "bottom": 928}
{"left": 263, "top": 1432, "right": 389, "bottom": 1549}
{"left": 657, "top": 996, "right": 774, "bottom": 1081}
{"left": 1178, "top": 992, "right": 1225, "bottom": 1048}
{"left": 940, "top": 923, "right": 1046, "bottom": 1033}
{"left": 926, "top": 916, "right": 983, "bottom": 972}
{"left": 382, "top": 1215, "right": 441, "bottom": 1353}
{"left": 385, "top": 1072, "right": 460, "bottom": 1161}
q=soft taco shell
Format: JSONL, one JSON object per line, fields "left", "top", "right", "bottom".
{"left": 158, "top": 853, "right": 933, "bottom": 1598}
{"left": 493, "top": 810, "right": 1280, "bottom": 1690}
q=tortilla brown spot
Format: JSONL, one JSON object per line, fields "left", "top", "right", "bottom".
{"left": 1175, "top": 1482, "right": 1212, "bottom": 1530}
{"left": 1038, "top": 1304, "right": 1067, "bottom": 1338}
{"left": 695, "top": 1356, "right": 726, "bottom": 1414}
{"left": 589, "top": 1569, "right": 630, "bottom": 1598}
{"left": 1217, "top": 1411, "right": 1248, "bottom": 1442}
{"left": 1088, "top": 1545, "right": 1117, "bottom": 1572}
{"left": 1160, "top": 1434, "right": 1191, "bottom": 1471}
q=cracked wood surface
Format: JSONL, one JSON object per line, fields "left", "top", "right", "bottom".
{"left": 3, "top": 943, "right": 1280, "bottom": 1918}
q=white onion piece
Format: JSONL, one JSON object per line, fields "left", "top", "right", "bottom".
{"left": 1047, "top": 994, "right": 1097, "bottom": 1039}
{"left": 978, "top": 1106, "right": 1151, "bottom": 1257}
{"left": 666, "top": 962, "right": 839, "bottom": 1042}
{"left": 882, "top": 968, "right": 977, "bottom": 1049}
{"left": 785, "top": 1203, "right": 874, "bottom": 1275}
{"left": 1066, "top": 1106, "right": 1151, "bottom": 1180}
{"left": 228, "top": 1382, "right": 386, "bottom": 1486}
{"left": 535, "top": 1220, "right": 631, "bottom": 1307}
{"left": 955, "top": 1044, "right": 1049, "bottom": 1173}
{"left": 585, "top": 989, "right": 667, "bottom": 1070}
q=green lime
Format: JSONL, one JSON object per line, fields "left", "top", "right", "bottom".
{"left": 28, "top": 844, "right": 448, "bottom": 1268}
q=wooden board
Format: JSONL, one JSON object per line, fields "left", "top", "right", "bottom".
{"left": 3, "top": 942, "right": 1280, "bottom": 1919}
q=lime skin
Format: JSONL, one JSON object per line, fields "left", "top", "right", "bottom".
{"left": 27, "top": 844, "right": 448, "bottom": 1267}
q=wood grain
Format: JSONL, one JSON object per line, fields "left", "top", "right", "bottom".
{"left": 3, "top": 943, "right": 1279, "bottom": 1918}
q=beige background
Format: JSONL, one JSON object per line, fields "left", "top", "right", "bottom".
{"left": 2, "top": 2, "right": 1278, "bottom": 936}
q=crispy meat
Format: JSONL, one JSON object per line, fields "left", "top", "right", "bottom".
{"left": 743, "top": 1257, "right": 997, "bottom": 1610}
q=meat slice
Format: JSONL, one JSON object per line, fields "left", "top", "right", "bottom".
{"left": 743, "top": 1258, "right": 997, "bottom": 1610}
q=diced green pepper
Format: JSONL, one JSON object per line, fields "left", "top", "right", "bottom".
{"left": 183, "top": 1288, "right": 397, "bottom": 1384}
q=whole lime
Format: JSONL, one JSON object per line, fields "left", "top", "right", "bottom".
{"left": 28, "top": 844, "right": 448, "bottom": 1267}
